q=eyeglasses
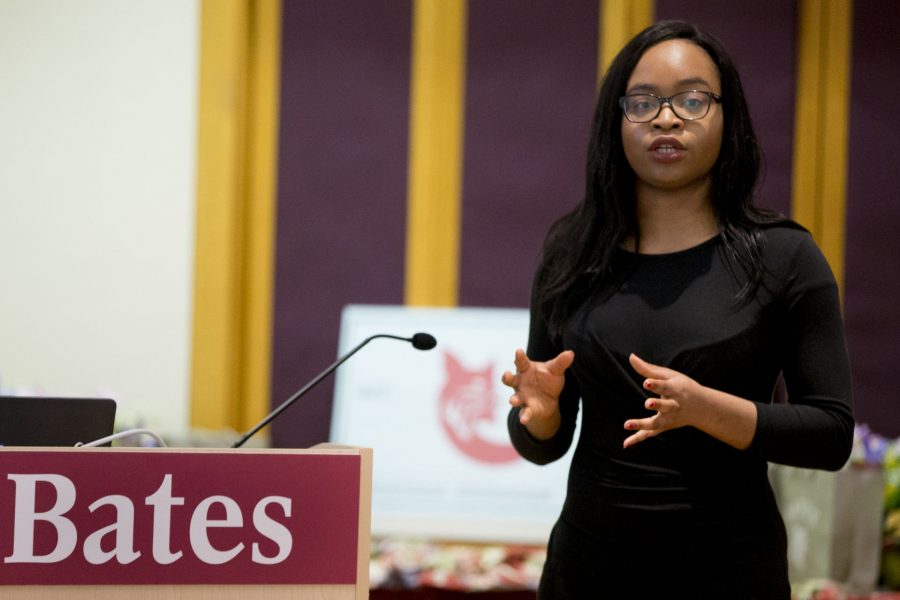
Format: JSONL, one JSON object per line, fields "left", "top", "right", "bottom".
{"left": 619, "top": 90, "right": 722, "bottom": 123}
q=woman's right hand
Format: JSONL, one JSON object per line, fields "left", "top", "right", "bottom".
{"left": 501, "top": 349, "right": 574, "bottom": 440}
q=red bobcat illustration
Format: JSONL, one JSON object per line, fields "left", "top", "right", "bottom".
{"left": 437, "top": 351, "right": 520, "bottom": 464}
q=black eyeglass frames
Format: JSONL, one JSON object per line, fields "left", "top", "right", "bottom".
{"left": 619, "top": 91, "right": 722, "bottom": 123}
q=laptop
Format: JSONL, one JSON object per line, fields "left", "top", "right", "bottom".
{"left": 0, "top": 396, "right": 117, "bottom": 447}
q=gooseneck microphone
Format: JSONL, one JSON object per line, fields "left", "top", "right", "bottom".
{"left": 231, "top": 332, "right": 437, "bottom": 448}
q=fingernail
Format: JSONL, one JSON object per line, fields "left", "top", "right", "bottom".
{"left": 644, "top": 381, "right": 653, "bottom": 389}
{"left": 647, "top": 400, "right": 657, "bottom": 409}
{"left": 625, "top": 422, "right": 635, "bottom": 430}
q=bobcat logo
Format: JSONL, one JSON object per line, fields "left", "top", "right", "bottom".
{"left": 438, "top": 352, "right": 520, "bottom": 464}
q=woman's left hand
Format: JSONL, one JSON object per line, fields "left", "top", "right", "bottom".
{"left": 622, "top": 353, "right": 707, "bottom": 448}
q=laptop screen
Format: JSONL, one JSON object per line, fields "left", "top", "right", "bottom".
{"left": 0, "top": 396, "right": 117, "bottom": 447}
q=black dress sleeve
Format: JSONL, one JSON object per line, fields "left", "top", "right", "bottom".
{"left": 749, "top": 232, "right": 854, "bottom": 470}
{"left": 507, "top": 265, "right": 581, "bottom": 465}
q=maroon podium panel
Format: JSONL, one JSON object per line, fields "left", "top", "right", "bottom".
{"left": 0, "top": 449, "right": 361, "bottom": 585}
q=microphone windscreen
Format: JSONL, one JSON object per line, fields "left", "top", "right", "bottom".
{"left": 411, "top": 332, "right": 437, "bottom": 350}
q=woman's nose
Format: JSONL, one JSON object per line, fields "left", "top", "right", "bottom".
{"left": 652, "top": 101, "right": 683, "bottom": 129}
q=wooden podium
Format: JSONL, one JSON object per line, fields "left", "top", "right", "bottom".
{"left": 0, "top": 445, "right": 372, "bottom": 599}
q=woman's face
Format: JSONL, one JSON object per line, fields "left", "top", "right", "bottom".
{"left": 620, "top": 39, "right": 724, "bottom": 194}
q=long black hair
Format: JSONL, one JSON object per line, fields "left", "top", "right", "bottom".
{"left": 537, "top": 20, "right": 787, "bottom": 338}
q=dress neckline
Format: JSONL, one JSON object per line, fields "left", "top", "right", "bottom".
{"left": 617, "top": 233, "right": 721, "bottom": 259}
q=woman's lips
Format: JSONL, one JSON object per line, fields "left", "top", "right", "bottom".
{"left": 648, "top": 137, "right": 685, "bottom": 162}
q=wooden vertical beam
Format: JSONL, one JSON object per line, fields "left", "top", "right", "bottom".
{"left": 240, "top": 0, "right": 281, "bottom": 431}
{"left": 404, "top": 0, "right": 468, "bottom": 307}
{"left": 599, "top": 0, "right": 654, "bottom": 80}
{"left": 191, "top": 0, "right": 281, "bottom": 433}
{"left": 792, "top": 0, "right": 852, "bottom": 291}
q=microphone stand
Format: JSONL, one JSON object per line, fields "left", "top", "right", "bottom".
{"left": 231, "top": 334, "right": 426, "bottom": 448}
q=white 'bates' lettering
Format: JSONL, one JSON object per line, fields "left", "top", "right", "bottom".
{"left": 3, "top": 474, "right": 293, "bottom": 565}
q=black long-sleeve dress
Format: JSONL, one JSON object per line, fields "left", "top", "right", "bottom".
{"left": 508, "top": 225, "right": 853, "bottom": 599}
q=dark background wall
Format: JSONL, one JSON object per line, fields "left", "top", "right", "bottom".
{"left": 459, "top": 0, "right": 598, "bottom": 308}
{"left": 272, "top": 0, "right": 411, "bottom": 447}
{"left": 844, "top": 1, "right": 900, "bottom": 437}
{"left": 272, "top": 1, "right": 900, "bottom": 446}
